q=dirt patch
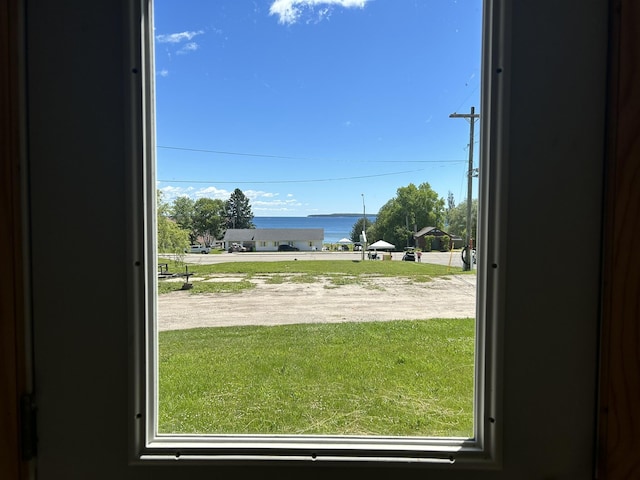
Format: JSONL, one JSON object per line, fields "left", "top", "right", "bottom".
{"left": 158, "top": 274, "right": 476, "bottom": 331}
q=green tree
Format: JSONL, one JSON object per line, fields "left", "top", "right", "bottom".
{"left": 350, "top": 217, "right": 374, "bottom": 243}
{"left": 447, "top": 199, "right": 478, "bottom": 244}
{"left": 157, "top": 191, "right": 189, "bottom": 256}
{"left": 225, "top": 188, "right": 255, "bottom": 229}
{"left": 193, "top": 197, "right": 225, "bottom": 244}
{"left": 372, "top": 182, "right": 445, "bottom": 248}
{"left": 171, "top": 196, "right": 196, "bottom": 242}
{"left": 157, "top": 217, "right": 190, "bottom": 256}
{"left": 445, "top": 190, "right": 456, "bottom": 228}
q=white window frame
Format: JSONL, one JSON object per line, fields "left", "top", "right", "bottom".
{"left": 130, "top": 0, "right": 506, "bottom": 467}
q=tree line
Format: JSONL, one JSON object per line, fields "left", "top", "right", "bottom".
{"left": 349, "top": 183, "right": 477, "bottom": 249}
{"left": 157, "top": 188, "right": 254, "bottom": 254}
{"left": 158, "top": 182, "right": 477, "bottom": 254}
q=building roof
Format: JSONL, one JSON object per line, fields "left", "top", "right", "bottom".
{"left": 414, "top": 226, "right": 463, "bottom": 240}
{"left": 223, "top": 228, "right": 324, "bottom": 242}
{"left": 414, "top": 226, "right": 445, "bottom": 237}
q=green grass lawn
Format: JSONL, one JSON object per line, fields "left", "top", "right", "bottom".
{"left": 158, "top": 258, "right": 465, "bottom": 277}
{"left": 157, "top": 279, "right": 255, "bottom": 295}
{"left": 159, "top": 318, "right": 475, "bottom": 438}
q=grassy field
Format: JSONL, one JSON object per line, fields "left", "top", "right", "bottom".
{"left": 159, "top": 258, "right": 464, "bottom": 277}
{"left": 159, "top": 318, "right": 475, "bottom": 437}
{"left": 157, "top": 258, "right": 469, "bottom": 294}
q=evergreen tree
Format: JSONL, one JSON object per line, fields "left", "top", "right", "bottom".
{"left": 350, "top": 217, "right": 374, "bottom": 243}
{"left": 225, "top": 188, "right": 255, "bottom": 229}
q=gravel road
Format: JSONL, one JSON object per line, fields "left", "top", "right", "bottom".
{"left": 158, "top": 274, "right": 476, "bottom": 331}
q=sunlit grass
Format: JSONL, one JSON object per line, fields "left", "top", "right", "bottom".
{"left": 264, "top": 274, "right": 286, "bottom": 284}
{"left": 289, "top": 274, "right": 319, "bottom": 284}
{"left": 157, "top": 280, "right": 255, "bottom": 295}
{"left": 158, "top": 259, "right": 464, "bottom": 277}
{"left": 158, "top": 319, "right": 475, "bottom": 437}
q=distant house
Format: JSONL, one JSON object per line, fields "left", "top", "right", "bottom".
{"left": 413, "top": 227, "right": 463, "bottom": 251}
{"left": 222, "top": 228, "right": 324, "bottom": 252}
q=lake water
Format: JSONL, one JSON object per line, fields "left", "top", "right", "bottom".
{"left": 253, "top": 216, "right": 377, "bottom": 244}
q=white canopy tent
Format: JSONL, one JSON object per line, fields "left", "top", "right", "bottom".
{"left": 367, "top": 240, "right": 395, "bottom": 250}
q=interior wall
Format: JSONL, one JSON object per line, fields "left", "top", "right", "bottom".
{"left": 0, "top": 0, "right": 631, "bottom": 478}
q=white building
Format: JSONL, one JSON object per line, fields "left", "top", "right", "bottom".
{"left": 222, "top": 228, "right": 324, "bottom": 252}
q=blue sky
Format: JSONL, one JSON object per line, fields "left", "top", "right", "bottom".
{"left": 154, "top": 0, "right": 482, "bottom": 216}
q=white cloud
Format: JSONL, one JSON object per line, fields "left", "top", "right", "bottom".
{"left": 159, "top": 185, "right": 192, "bottom": 197}
{"left": 253, "top": 198, "right": 299, "bottom": 207}
{"left": 252, "top": 197, "right": 303, "bottom": 213}
{"left": 177, "top": 42, "right": 199, "bottom": 55}
{"left": 317, "top": 7, "right": 331, "bottom": 22}
{"left": 158, "top": 185, "right": 224, "bottom": 203}
{"left": 194, "top": 186, "right": 231, "bottom": 199}
{"left": 244, "top": 190, "right": 304, "bottom": 212}
{"left": 269, "top": 0, "right": 369, "bottom": 25}
{"left": 155, "top": 30, "right": 204, "bottom": 44}
{"left": 249, "top": 191, "right": 279, "bottom": 198}
{"left": 159, "top": 185, "right": 292, "bottom": 209}
{"left": 158, "top": 69, "right": 169, "bottom": 77}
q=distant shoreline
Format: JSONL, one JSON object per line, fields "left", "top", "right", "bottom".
{"left": 307, "top": 213, "right": 376, "bottom": 218}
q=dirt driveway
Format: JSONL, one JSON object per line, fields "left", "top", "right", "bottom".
{"left": 158, "top": 274, "right": 476, "bottom": 331}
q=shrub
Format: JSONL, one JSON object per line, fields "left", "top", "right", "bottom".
{"left": 424, "top": 235, "right": 435, "bottom": 252}
{"left": 441, "top": 235, "right": 451, "bottom": 251}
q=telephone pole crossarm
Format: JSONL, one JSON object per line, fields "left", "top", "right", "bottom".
{"left": 448, "top": 113, "right": 480, "bottom": 119}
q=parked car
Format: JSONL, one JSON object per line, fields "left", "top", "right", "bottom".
{"left": 402, "top": 250, "right": 416, "bottom": 261}
{"left": 278, "top": 244, "right": 299, "bottom": 252}
{"left": 186, "top": 244, "right": 210, "bottom": 254}
{"left": 228, "top": 243, "right": 247, "bottom": 252}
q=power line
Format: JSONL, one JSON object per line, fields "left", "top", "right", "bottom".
{"left": 355, "top": 160, "right": 466, "bottom": 164}
{"left": 157, "top": 145, "right": 308, "bottom": 160}
{"left": 157, "top": 145, "right": 466, "bottom": 164}
{"left": 452, "top": 82, "right": 480, "bottom": 113}
{"left": 158, "top": 168, "right": 426, "bottom": 185}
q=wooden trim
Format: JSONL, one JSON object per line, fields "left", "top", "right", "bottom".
{"left": 597, "top": 0, "right": 640, "bottom": 478}
{"left": 0, "top": 0, "right": 27, "bottom": 479}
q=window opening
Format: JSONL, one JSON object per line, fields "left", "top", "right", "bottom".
{"left": 149, "top": 0, "right": 485, "bottom": 457}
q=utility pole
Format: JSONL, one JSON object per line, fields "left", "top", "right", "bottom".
{"left": 449, "top": 106, "right": 480, "bottom": 271}
{"left": 361, "top": 193, "right": 366, "bottom": 261}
